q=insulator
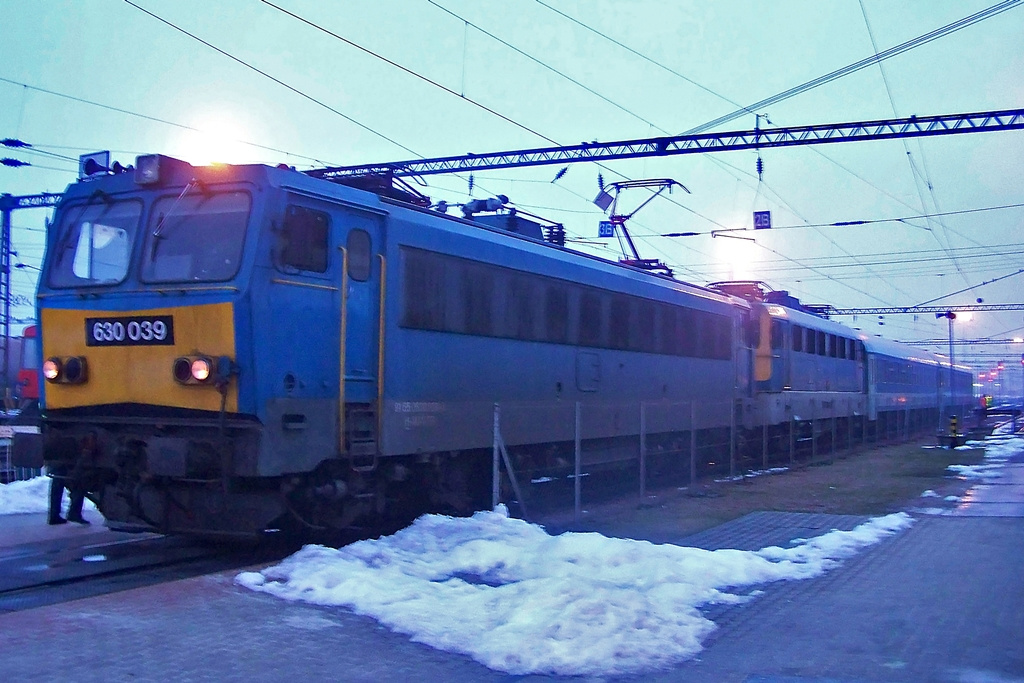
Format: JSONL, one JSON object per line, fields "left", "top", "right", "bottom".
{"left": 756, "top": 156, "right": 764, "bottom": 180}
{"left": 598, "top": 173, "right": 604, "bottom": 191}
{"left": 468, "top": 174, "right": 474, "bottom": 196}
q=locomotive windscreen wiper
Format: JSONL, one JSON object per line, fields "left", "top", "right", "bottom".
{"left": 150, "top": 179, "right": 205, "bottom": 260}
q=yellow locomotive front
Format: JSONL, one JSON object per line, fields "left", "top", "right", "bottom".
{"left": 41, "top": 302, "right": 237, "bottom": 413}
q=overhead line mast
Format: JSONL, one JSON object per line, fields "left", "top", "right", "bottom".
{"left": 308, "top": 108, "right": 1024, "bottom": 180}
{"left": 0, "top": 192, "right": 62, "bottom": 404}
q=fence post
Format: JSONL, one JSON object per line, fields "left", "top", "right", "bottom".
{"left": 789, "top": 416, "right": 795, "bottom": 465}
{"left": 492, "top": 403, "right": 500, "bottom": 510}
{"left": 639, "top": 402, "right": 647, "bottom": 499}
{"left": 574, "top": 401, "right": 582, "bottom": 524}
{"left": 811, "top": 401, "right": 817, "bottom": 461}
{"left": 831, "top": 413, "right": 837, "bottom": 461}
{"left": 689, "top": 401, "right": 697, "bottom": 486}
{"left": 762, "top": 421, "right": 768, "bottom": 470}
{"left": 729, "top": 401, "right": 736, "bottom": 479}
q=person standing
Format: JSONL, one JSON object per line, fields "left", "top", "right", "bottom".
{"left": 47, "top": 467, "right": 87, "bottom": 525}
{"left": 46, "top": 435, "right": 94, "bottom": 525}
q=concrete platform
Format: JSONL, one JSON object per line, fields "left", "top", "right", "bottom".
{"left": 0, "top": 506, "right": 121, "bottom": 551}
{"left": 1, "top": 448, "right": 1023, "bottom": 682}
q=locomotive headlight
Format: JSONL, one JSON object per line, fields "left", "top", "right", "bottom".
{"left": 63, "top": 356, "right": 88, "bottom": 384}
{"left": 173, "top": 355, "right": 215, "bottom": 385}
{"left": 43, "top": 357, "right": 62, "bottom": 382}
{"left": 134, "top": 154, "right": 162, "bottom": 185}
{"left": 191, "top": 357, "right": 211, "bottom": 382}
{"left": 43, "top": 356, "right": 88, "bottom": 384}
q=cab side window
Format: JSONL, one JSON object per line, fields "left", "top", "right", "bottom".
{"left": 347, "top": 229, "right": 372, "bottom": 282}
{"left": 280, "top": 205, "right": 328, "bottom": 273}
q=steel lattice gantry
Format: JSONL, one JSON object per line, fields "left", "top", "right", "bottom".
{"left": 308, "top": 108, "right": 1024, "bottom": 180}
{"left": 813, "top": 303, "right": 1024, "bottom": 317}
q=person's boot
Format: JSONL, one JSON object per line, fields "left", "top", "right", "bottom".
{"left": 48, "top": 516, "right": 67, "bottom": 525}
{"left": 67, "top": 492, "right": 89, "bottom": 524}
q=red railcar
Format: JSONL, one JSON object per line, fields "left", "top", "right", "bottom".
{"left": 15, "top": 324, "right": 39, "bottom": 409}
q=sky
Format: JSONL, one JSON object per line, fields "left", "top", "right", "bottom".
{"left": 2, "top": 0, "right": 1023, "bottom": 387}
{"left": 2, "top": 429, "right": 1019, "bottom": 674}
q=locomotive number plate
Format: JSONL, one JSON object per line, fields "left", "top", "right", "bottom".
{"left": 85, "top": 315, "right": 175, "bottom": 346}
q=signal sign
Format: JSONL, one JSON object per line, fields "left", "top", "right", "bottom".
{"left": 598, "top": 220, "right": 615, "bottom": 238}
{"left": 753, "top": 211, "right": 772, "bottom": 229}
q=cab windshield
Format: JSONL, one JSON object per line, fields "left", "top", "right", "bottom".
{"left": 140, "top": 190, "right": 250, "bottom": 283}
{"left": 47, "top": 199, "right": 142, "bottom": 288}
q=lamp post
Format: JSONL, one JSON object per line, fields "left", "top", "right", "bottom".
{"left": 936, "top": 311, "right": 957, "bottom": 425}
{"left": 1020, "top": 353, "right": 1024, "bottom": 431}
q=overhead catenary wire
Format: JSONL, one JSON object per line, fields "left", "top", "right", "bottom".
{"left": 17, "top": 4, "right": 1017, "bottom": 321}
{"left": 523, "top": 1, "right": 1015, "bottom": 306}
{"left": 529, "top": 0, "right": 1008, "bottom": 265}
{"left": 130, "top": 0, "right": 1006, "bottom": 308}
{"left": 123, "top": 0, "right": 419, "bottom": 159}
{"left": 256, "top": 0, "right": 727, "bottom": 269}
{"left": 0, "top": 76, "right": 333, "bottom": 167}
{"left": 681, "top": 0, "right": 1024, "bottom": 135}
{"left": 858, "top": 0, "right": 971, "bottom": 289}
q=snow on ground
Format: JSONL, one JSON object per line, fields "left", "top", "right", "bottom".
{"left": 714, "top": 466, "right": 789, "bottom": 483}
{"left": 238, "top": 508, "right": 912, "bottom": 676}
{"left": 0, "top": 476, "right": 98, "bottom": 516}
{"left": 916, "top": 428, "right": 1024, "bottom": 514}
{"left": 948, "top": 432, "right": 1024, "bottom": 480}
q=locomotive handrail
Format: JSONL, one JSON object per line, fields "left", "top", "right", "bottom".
{"left": 270, "top": 278, "right": 341, "bottom": 292}
{"left": 339, "top": 245, "right": 348, "bottom": 457}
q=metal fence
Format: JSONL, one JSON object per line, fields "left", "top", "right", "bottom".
{"left": 491, "top": 399, "right": 937, "bottom": 525}
{"left": 0, "top": 423, "right": 42, "bottom": 483}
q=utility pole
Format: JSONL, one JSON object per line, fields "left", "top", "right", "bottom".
{"left": 937, "top": 311, "right": 957, "bottom": 423}
{"left": 0, "top": 192, "right": 61, "bottom": 408}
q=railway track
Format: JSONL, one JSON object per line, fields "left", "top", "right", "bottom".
{"left": 0, "top": 532, "right": 292, "bottom": 614}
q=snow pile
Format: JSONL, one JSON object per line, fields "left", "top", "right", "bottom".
{"left": 0, "top": 476, "right": 53, "bottom": 514}
{"left": 238, "top": 507, "right": 912, "bottom": 676}
{"left": 967, "top": 435, "right": 1024, "bottom": 462}
{"left": 0, "top": 476, "right": 98, "bottom": 516}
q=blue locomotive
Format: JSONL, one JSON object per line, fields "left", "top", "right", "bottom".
{"left": 15, "top": 154, "right": 973, "bottom": 536}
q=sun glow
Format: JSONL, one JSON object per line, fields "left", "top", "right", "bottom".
{"left": 715, "top": 231, "right": 758, "bottom": 280}
{"left": 172, "top": 113, "right": 252, "bottom": 166}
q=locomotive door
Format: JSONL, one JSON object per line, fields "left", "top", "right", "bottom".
{"left": 337, "top": 208, "right": 384, "bottom": 459}
{"left": 259, "top": 197, "right": 382, "bottom": 475}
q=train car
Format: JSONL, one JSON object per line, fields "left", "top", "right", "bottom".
{"left": 15, "top": 324, "right": 40, "bottom": 410}
{"left": 718, "top": 282, "right": 973, "bottom": 449}
{"left": 15, "top": 154, "right": 766, "bottom": 537}
{"left": 861, "top": 335, "right": 973, "bottom": 429}
{"left": 14, "top": 154, "right": 973, "bottom": 537}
